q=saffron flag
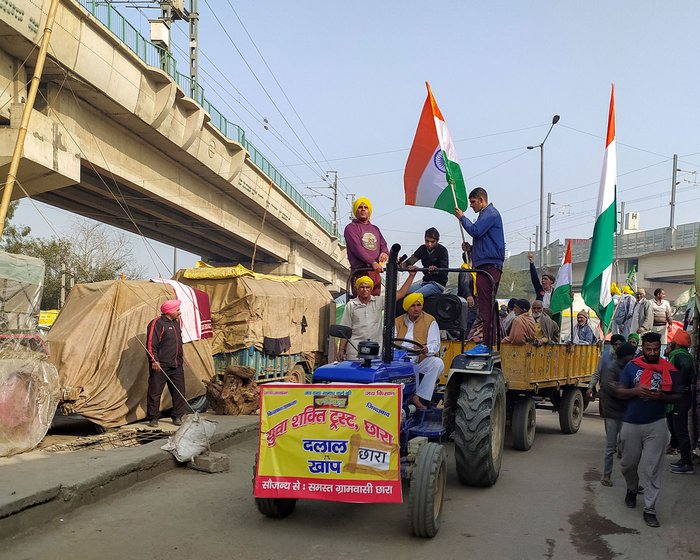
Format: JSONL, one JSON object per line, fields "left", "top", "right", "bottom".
{"left": 582, "top": 85, "right": 617, "bottom": 329}
{"left": 550, "top": 240, "right": 573, "bottom": 314}
{"left": 404, "top": 82, "right": 468, "bottom": 213}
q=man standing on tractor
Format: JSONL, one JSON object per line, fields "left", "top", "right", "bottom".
{"left": 344, "top": 196, "right": 388, "bottom": 297}
{"left": 394, "top": 292, "right": 444, "bottom": 410}
{"left": 455, "top": 187, "right": 505, "bottom": 348}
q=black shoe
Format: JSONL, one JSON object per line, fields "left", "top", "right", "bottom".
{"left": 671, "top": 463, "right": 695, "bottom": 475}
{"left": 625, "top": 490, "right": 637, "bottom": 508}
{"left": 147, "top": 418, "right": 159, "bottom": 428}
{"left": 172, "top": 416, "right": 183, "bottom": 426}
{"left": 670, "top": 459, "right": 684, "bottom": 468}
{"left": 643, "top": 512, "right": 660, "bottom": 528}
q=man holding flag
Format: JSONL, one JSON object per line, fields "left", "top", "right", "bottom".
{"left": 455, "top": 188, "right": 505, "bottom": 348}
{"left": 404, "top": 83, "right": 503, "bottom": 348}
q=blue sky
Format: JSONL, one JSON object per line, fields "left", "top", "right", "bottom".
{"left": 15, "top": 1, "right": 700, "bottom": 277}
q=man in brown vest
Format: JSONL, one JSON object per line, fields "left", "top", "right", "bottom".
{"left": 394, "top": 292, "right": 444, "bottom": 409}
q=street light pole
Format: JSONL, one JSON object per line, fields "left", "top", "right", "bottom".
{"left": 528, "top": 114, "right": 560, "bottom": 270}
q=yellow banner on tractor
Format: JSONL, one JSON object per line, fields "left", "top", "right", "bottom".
{"left": 254, "top": 383, "right": 402, "bottom": 503}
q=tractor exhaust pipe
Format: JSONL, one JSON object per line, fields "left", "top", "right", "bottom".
{"left": 382, "top": 243, "right": 401, "bottom": 363}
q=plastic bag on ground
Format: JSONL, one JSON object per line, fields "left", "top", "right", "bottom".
{"left": 161, "top": 413, "right": 217, "bottom": 462}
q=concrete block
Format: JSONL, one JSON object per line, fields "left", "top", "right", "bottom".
{"left": 188, "top": 451, "right": 229, "bottom": 473}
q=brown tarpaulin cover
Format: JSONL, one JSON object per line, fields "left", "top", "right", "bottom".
{"left": 47, "top": 280, "right": 213, "bottom": 428}
{"left": 173, "top": 271, "right": 332, "bottom": 357}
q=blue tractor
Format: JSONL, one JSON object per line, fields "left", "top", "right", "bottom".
{"left": 255, "top": 244, "right": 506, "bottom": 537}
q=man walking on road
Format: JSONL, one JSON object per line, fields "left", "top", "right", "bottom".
{"left": 146, "top": 299, "right": 188, "bottom": 427}
{"left": 667, "top": 329, "right": 696, "bottom": 475}
{"left": 455, "top": 187, "right": 505, "bottom": 348}
{"left": 616, "top": 331, "right": 679, "bottom": 528}
{"left": 594, "top": 342, "right": 635, "bottom": 487}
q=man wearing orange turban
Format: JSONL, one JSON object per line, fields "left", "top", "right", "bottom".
{"left": 344, "top": 196, "right": 388, "bottom": 297}
{"left": 394, "top": 292, "right": 444, "bottom": 409}
{"left": 667, "top": 329, "right": 695, "bottom": 474}
{"left": 146, "top": 299, "right": 187, "bottom": 427}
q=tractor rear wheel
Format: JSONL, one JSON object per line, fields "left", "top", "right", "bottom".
{"left": 559, "top": 387, "right": 584, "bottom": 434}
{"left": 408, "top": 442, "right": 447, "bottom": 538}
{"left": 511, "top": 396, "right": 536, "bottom": 451}
{"left": 454, "top": 370, "right": 506, "bottom": 487}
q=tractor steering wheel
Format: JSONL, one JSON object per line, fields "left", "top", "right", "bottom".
{"left": 391, "top": 337, "right": 424, "bottom": 356}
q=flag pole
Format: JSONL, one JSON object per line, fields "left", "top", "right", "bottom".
{"left": 448, "top": 177, "right": 468, "bottom": 262}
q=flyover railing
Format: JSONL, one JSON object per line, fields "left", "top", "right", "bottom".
{"left": 77, "top": 0, "right": 340, "bottom": 241}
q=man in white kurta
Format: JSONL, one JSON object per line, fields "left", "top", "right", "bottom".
{"left": 394, "top": 292, "right": 444, "bottom": 409}
{"left": 339, "top": 270, "right": 417, "bottom": 360}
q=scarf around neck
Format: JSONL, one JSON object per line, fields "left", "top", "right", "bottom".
{"left": 631, "top": 355, "right": 675, "bottom": 392}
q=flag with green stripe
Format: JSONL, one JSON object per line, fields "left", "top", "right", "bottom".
{"left": 582, "top": 85, "right": 617, "bottom": 330}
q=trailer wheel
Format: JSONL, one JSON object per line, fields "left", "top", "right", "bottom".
{"left": 559, "top": 387, "right": 583, "bottom": 434}
{"left": 408, "top": 442, "right": 446, "bottom": 538}
{"left": 255, "top": 497, "right": 297, "bottom": 519}
{"left": 286, "top": 364, "right": 306, "bottom": 384}
{"left": 454, "top": 370, "right": 506, "bottom": 487}
{"left": 511, "top": 396, "right": 536, "bottom": 451}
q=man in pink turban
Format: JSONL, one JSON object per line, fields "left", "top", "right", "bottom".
{"left": 146, "top": 299, "right": 187, "bottom": 427}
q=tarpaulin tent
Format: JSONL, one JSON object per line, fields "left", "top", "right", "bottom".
{"left": 47, "top": 280, "right": 213, "bottom": 428}
{"left": 174, "top": 266, "right": 333, "bottom": 367}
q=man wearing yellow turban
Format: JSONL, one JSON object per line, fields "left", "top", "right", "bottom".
{"left": 612, "top": 282, "right": 636, "bottom": 338}
{"left": 338, "top": 270, "right": 416, "bottom": 360}
{"left": 394, "top": 291, "right": 444, "bottom": 409}
{"left": 344, "top": 196, "right": 388, "bottom": 297}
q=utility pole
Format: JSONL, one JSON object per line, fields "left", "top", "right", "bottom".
{"left": 670, "top": 154, "right": 679, "bottom": 249}
{"left": 326, "top": 171, "right": 338, "bottom": 237}
{"left": 189, "top": 0, "right": 199, "bottom": 99}
{"left": 545, "top": 192, "right": 552, "bottom": 267}
{"left": 346, "top": 193, "right": 356, "bottom": 221}
{"left": 670, "top": 154, "right": 678, "bottom": 230}
{"left": 535, "top": 225, "right": 539, "bottom": 264}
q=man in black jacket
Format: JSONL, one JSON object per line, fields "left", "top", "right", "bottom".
{"left": 597, "top": 342, "right": 636, "bottom": 486}
{"left": 146, "top": 299, "right": 188, "bottom": 427}
{"left": 668, "top": 329, "right": 696, "bottom": 474}
{"left": 402, "top": 227, "right": 449, "bottom": 297}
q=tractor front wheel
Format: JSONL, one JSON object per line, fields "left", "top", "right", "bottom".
{"left": 408, "top": 442, "right": 447, "bottom": 538}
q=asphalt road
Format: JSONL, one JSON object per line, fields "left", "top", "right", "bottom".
{"left": 4, "top": 407, "right": 700, "bottom": 560}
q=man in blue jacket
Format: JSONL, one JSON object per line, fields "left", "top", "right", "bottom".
{"left": 455, "top": 187, "right": 505, "bottom": 348}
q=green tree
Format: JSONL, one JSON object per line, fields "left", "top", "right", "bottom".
{"left": 1, "top": 201, "right": 31, "bottom": 252}
{"left": 2, "top": 207, "right": 145, "bottom": 308}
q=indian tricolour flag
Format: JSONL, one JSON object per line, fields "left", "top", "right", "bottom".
{"left": 582, "top": 85, "right": 617, "bottom": 329}
{"left": 550, "top": 240, "right": 573, "bottom": 314}
{"left": 404, "top": 82, "right": 467, "bottom": 213}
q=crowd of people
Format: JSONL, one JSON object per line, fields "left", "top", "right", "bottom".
{"left": 587, "top": 329, "right": 697, "bottom": 528}
{"left": 339, "top": 187, "right": 697, "bottom": 531}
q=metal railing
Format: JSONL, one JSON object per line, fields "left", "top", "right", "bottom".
{"left": 77, "top": 0, "right": 339, "bottom": 241}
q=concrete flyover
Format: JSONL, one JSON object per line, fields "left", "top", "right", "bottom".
{"left": 0, "top": 0, "right": 349, "bottom": 293}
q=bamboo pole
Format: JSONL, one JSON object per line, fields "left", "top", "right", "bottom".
{"left": 0, "top": 0, "right": 62, "bottom": 237}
